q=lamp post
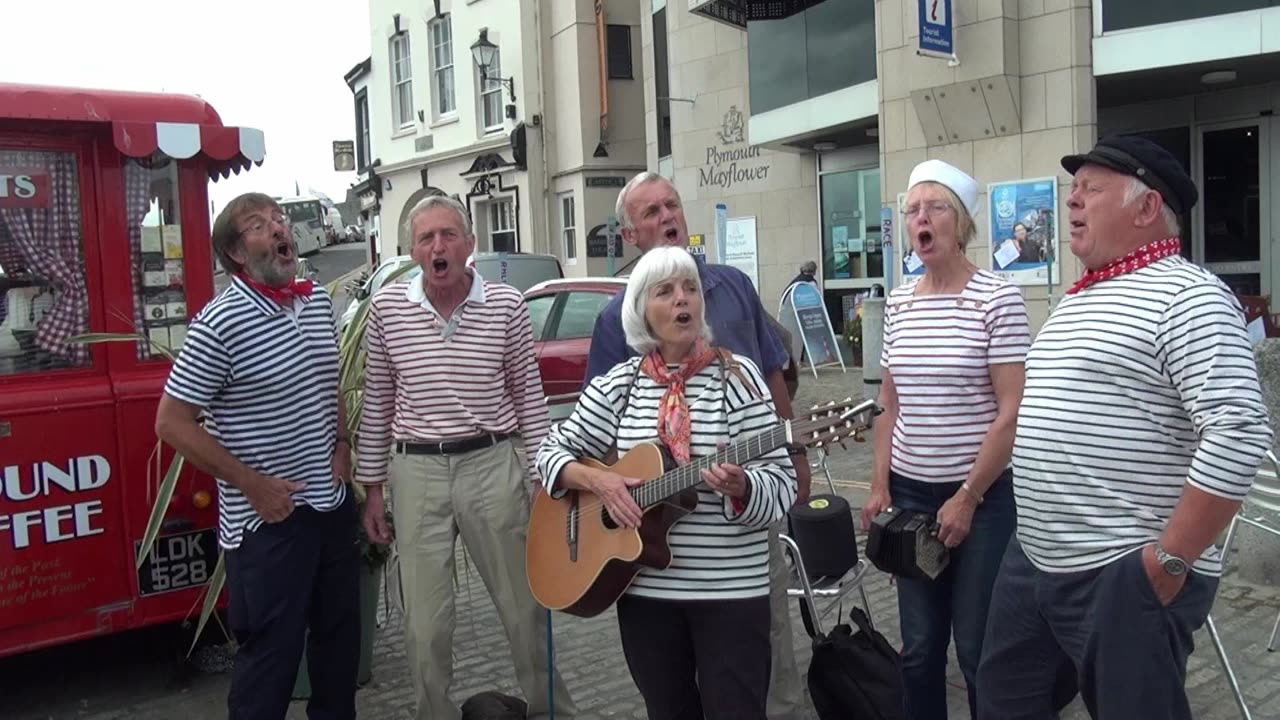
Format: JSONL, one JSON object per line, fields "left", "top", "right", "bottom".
{"left": 470, "top": 29, "right": 516, "bottom": 103}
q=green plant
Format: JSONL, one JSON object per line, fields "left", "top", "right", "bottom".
{"left": 844, "top": 313, "right": 863, "bottom": 356}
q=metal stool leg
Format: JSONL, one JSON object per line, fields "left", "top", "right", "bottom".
{"left": 1267, "top": 608, "right": 1280, "bottom": 652}
{"left": 1207, "top": 614, "right": 1253, "bottom": 720}
{"left": 812, "top": 447, "right": 836, "bottom": 495}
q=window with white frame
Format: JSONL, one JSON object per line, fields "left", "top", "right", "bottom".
{"left": 354, "top": 90, "right": 371, "bottom": 171}
{"left": 429, "top": 16, "right": 456, "bottom": 118}
{"left": 488, "top": 199, "right": 516, "bottom": 253}
{"left": 390, "top": 33, "right": 414, "bottom": 129}
{"left": 560, "top": 193, "right": 577, "bottom": 263}
{"left": 480, "top": 48, "right": 504, "bottom": 132}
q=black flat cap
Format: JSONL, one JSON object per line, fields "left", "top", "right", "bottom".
{"left": 1061, "top": 135, "right": 1199, "bottom": 216}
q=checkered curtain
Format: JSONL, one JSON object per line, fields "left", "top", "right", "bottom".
{"left": 0, "top": 151, "right": 88, "bottom": 364}
{"left": 0, "top": 197, "right": 29, "bottom": 326}
{"left": 124, "top": 158, "right": 153, "bottom": 360}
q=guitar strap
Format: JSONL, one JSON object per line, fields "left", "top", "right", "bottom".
{"left": 602, "top": 359, "right": 643, "bottom": 465}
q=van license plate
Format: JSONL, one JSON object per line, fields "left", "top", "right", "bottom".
{"left": 135, "top": 529, "right": 218, "bottom": 596}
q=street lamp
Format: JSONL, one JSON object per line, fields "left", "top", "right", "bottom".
{"left": 470, "top": 29, "right": 515, "bottom": 103}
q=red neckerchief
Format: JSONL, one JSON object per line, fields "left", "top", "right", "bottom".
{"left": 235, "top": 272, "right": 314, "bottom": 305}
{"left": 638, "top": 338, "right": 718, "bottom": 466}
{"left": 1066, "top": 237, "right": 1181, "bottom": 295}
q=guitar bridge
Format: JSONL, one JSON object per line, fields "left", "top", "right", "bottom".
{"left": 567, "top": 491, "right": 579, "bottom": 562}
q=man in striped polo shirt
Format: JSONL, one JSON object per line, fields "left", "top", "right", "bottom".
{"left": 157, "top": 193, "right": 358, "bottom": 720}
{"left": 584, "top": 172, "right": 808, "bottom": 719}
{"left": 357, "top": 195, "right": 576, "bottom": 720}
{"left": 977, "top": 136, "right": 1274, "bottom": 719}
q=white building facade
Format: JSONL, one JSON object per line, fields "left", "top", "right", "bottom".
{"left": 352, "top": 0, "right": 649, "bottom": 277}
{"left": 643, "top": 0, "right": 1280, "bottom": 335}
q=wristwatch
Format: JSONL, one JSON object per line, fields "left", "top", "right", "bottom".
{"left": 1154, "top": 544, "right": 1189, "bottom": 577}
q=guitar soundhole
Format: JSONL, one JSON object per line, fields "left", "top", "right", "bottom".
{"left": 601, "top": 507, "right": 618, "bottom": 530}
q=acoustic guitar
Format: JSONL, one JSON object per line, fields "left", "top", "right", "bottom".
{"left": 526, "top": 398, "right": 880, "bottom": 617}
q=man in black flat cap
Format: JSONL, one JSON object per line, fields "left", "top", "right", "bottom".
{"left": 975, "top": 135, "right": 1273, "bottom": 719}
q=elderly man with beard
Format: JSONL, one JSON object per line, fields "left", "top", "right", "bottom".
{"left": 156, "top": 192, "right": 358, "bottom": 720}
{"left": 358, "top": 195, "right": 576, "bottom": 720}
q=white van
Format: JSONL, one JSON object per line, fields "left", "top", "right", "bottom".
{"left": 469, "top": 252, "right": 563, "bottom": 293}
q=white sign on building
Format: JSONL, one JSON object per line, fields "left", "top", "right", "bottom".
{"left": 724, "top": 216, "right": 759, "bottom": 289}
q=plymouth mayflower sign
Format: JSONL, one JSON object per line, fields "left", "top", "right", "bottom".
{"left": 698, "top": 106, "right": 771, "bottom": 191}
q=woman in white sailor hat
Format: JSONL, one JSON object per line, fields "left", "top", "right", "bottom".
{"left": 860, "top": 160, "right": 1031, "bottom": 719}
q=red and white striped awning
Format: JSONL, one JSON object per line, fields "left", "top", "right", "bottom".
{"left": 112, "top": 121, "right": 266, "bottom": 180}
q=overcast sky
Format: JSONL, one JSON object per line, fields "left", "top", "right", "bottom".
{"left": 3, "top": 0, "right": 372, "bottom": 216}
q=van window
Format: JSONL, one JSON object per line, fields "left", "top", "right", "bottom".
{"left": 0, "top": 149, "right": 92, "bottom": 375}
{"left": 127, "top": 155, "right": 188, "bottom": 361}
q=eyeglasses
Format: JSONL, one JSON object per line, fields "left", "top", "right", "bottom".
{"left": 903, "top": 201, "right": 954, "bottom": 219}
{"left": 240, "top": 214, "right": 289, "bottom": 237}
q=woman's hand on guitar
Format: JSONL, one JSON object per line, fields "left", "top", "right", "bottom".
{"left": 591, "top": 470, "right": 645, "bottom": 528}
{"left": 702, "top": 463, "right": 749, "bottom": 499}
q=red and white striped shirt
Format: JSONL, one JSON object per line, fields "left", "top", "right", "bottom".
{"left": 881, "top": 270, "right": 1030, "bottom": 484}
{"left": 355, "top": 272, "right": 551, "bottom": 484}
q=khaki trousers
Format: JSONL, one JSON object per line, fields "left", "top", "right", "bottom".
{"left": 766, "top": 522, "right": 806, "bottom": 719}
{"left": 388, "top": 440, "right": 576, "bottom": 720}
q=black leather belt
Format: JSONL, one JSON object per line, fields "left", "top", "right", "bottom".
{"left": 395, "top": 432, "right": 512, "bottom": 456}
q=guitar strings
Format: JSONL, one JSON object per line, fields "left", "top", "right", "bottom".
{"left": 559, "top": 405, "right": 866, "bottom": 527}
{"left": 564, "top": 426, "right": 791, "bottom": 522}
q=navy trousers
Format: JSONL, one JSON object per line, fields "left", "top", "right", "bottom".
{"left": 617, "top": 594, "right": 772, "bottom": 720}
{"left": 225, "top": 495, "right": 361, "bottom": 720}
{"left": 890, "top": 470, "right": 1017, "bottom": 720}
{"left": 976, "top": 538, "right": 1217, "bottom": 720}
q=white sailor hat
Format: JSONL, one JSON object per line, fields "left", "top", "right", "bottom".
{"left": 907, "top": 160, "right": 980, "bottom": 217}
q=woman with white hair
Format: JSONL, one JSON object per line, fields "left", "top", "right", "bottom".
{"left": 536, "top": 246, "right": 797, "bottom": 720}
{"left": 859, "top": 160, "right": 1030, "bottom": 719}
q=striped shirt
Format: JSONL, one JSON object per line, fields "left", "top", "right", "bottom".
{"left": 356, "top": 272, "right": 550, "bottom": 483}
{"left": 1013, "top": 256, "right": 1273, "bottom": 575}
{"left": 536, "top": 354, "right": 797, "bottom": 601}
{"left": 881, "top": 270, "right": 1031, "bottom": 483}
{"left": 163, "top": 277, "right": 344, "bottom": 550}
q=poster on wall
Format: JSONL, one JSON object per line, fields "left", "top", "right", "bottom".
{"left": 724, "top": 216, "right": 759, "bottom": 289}
{"left": 987, "top": 178, "right": 1060, "bottom": 286}
{"left": 895, "top": 192, "right": 925, "bottom": 281}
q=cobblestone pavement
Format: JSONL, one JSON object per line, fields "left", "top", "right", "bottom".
{"left": 5, "top": 367, "right": 1280, "bottom": 719}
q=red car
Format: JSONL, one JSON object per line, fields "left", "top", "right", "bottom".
{"left": 524, "top": 278, "right": 627, "bottom": 421}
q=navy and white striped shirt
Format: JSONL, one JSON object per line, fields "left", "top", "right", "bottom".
{"left": 537, "top": 354, "right": 796, "bottom": 601}
{"left": 1013, "top": 257, "right": 1273, "bottom": 575}
{"left": 164, "top": 277, "right": 345, "bottom": 550}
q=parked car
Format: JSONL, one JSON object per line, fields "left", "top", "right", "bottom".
{"left": 338, "top": 254, "right": 418, "bottom": 331}
{"left": 524, "top": 277, "right": 627, "bottom": 421}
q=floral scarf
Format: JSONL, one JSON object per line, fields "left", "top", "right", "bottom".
{"left": 638, "top": 339, "right": 719, "bottom": 464}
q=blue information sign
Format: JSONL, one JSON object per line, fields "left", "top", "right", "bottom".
{"left": 917, "top": 0, "right": 953, "bottom": 58}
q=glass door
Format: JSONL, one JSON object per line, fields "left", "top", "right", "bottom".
{"left": 819, "top": 166, "right": 882, "bottom": 288}
{"left": 1196, "top": 120, "right": 1269, "bottom": 297}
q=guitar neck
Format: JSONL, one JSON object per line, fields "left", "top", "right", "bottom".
{"left": 630, "top": 423, "right": 792, "bottom": 509}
